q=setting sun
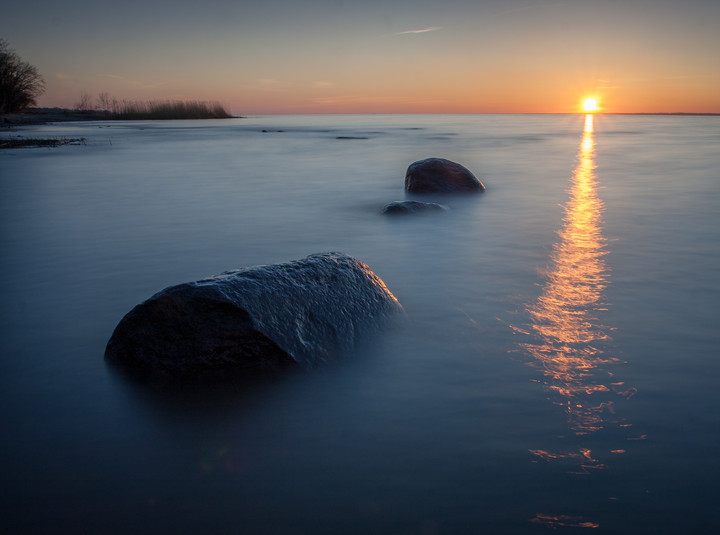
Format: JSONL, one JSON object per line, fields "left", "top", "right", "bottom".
{"left": 582, "top": 98, "right": 599, "bottom": 112}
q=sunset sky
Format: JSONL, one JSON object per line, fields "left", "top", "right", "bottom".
{"left": 3, "top": 0, "right": 719, "bottom": 114}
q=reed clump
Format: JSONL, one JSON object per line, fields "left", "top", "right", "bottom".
{"left": 111, "top": 99, "right": 232, "bottom": 120}
{"left": 74, "top": 92, "right": 233, "bottom": 120}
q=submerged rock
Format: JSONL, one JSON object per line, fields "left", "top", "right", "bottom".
{"left": 405, "top": 157, "right": 485, "bottom": 193}
{"left": 105, "top": 253, "right": 402, "bottom": 376}
{"left": 382, "top": 200, "right": 448, "bottom": 215}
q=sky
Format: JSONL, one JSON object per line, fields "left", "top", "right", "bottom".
{"left": 2, "top": 0, "right": 719, "bottom": 114}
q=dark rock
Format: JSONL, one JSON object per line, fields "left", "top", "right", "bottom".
{"left": 405, "top": 157, "right": 485, "bottom": 193}
{"left": 382, "top": 200, "right": 448, "bottom": 215}
{"left": 105, "top": 253, "right": 403, "bottom": 376}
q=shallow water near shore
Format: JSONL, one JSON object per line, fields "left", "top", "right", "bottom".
{"left": 1, "top": 114, "right": 719, "bottom": 533}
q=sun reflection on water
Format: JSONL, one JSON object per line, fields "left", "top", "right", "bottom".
{"left": 506, "top": 114, "right": 643, "bottom": 530}
{"left": 513, "top": 114, "right": 617, "bottom": 528}
{"left": 518, "top": 114, "right": 624, "bottom": 435}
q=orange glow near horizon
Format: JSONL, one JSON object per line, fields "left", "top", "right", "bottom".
{"left": 8, "top": 0, "right": 717, "bottom": 115}
{"left": 35, "top": 72, "right": 720, "bottom": 115}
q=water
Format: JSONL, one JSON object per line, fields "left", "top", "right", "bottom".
{"left": 1, "top": 114, "right": 718, "bottom": 533}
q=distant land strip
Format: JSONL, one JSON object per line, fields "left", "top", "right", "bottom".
{"left": 2, "top": 103, "right": 236, "bottom": 128}
{"left": 599, "top": 112, "right": 720, "bottom": 116}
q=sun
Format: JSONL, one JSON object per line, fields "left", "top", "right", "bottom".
{"left": 582, "top": 98, "right": 599, "bottom": 112}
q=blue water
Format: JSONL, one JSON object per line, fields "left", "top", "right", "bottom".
{"left": 1, "top": 114, "right": 719, "bottom": 534}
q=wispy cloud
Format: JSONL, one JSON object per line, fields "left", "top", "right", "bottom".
{"left": 595, "top": 79, "right": 620, "bottom": 89}
{"left": 396, "top": 26, "right": 442, "bottom": 35}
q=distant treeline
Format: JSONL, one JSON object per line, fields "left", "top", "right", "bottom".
{"left": 75, "top": 92, "right": 232, "bottom": 120}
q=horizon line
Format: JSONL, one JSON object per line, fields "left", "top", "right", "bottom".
{"left": 231, "top": 111, "right": 720, "bottom": 117}
{"left": 20, "top": 107, "right": 720, "bottom": 118}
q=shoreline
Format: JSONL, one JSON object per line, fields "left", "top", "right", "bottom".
{"left": 1, "top": 108, "right": 110, "bottom": 128}
{"left": 0, "top": 137, "right": 87, "bottom": 149}
{"left": 1, "top": 109, "right": 97, "bottom": 148}
{"left": 2, "top": 107, "right": 239, "bottom": 129}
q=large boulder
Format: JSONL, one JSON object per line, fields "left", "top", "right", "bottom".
{"left": 105, "top": 253, "right": 402, "bottom": 376}
{"left": 405, "top": 157, "right": 485, "bottom": 193}
{"left": 382, "top": 200, "right": 448, "bottom": 215}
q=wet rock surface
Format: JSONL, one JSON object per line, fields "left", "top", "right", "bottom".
{"left": 105, "top": 253, "right": 402, "bottom": 376}
{"left": 405, "top": 157, "right": 485, "bottom": 193}
{"left": 382, "top": 200, "right": 448, "bottom": 215}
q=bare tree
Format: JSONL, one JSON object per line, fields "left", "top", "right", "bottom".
{"left": 0, "top": 39, "right": 46, "bottom": 114}
{"left": 97, "top": 92, "right": 111, "bottom": 112}
{"left": 75, "top": 91, "right": 93, "bottom": 111}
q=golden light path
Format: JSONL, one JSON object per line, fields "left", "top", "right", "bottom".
{"left": 515, "top": 113, "right": 641, "bottom": 451}
{"left": 519, "top": 114, "right": 617, "bottom": 436}
{"left": 511, "top": 112, "right": 641, "bottom": 531}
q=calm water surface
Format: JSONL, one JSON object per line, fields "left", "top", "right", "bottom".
{"left": 1, "top": 114, "right": 719, "bottom": 533}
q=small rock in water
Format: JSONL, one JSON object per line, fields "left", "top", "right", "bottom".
{"left": 405, "top": 157, "right": 485, "bottom": 193}
{"left": 105, "top": 253, "right": 403, "bottom": 376}
{"left": 382, "top": 200, "right": 448, "bottom": 215}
